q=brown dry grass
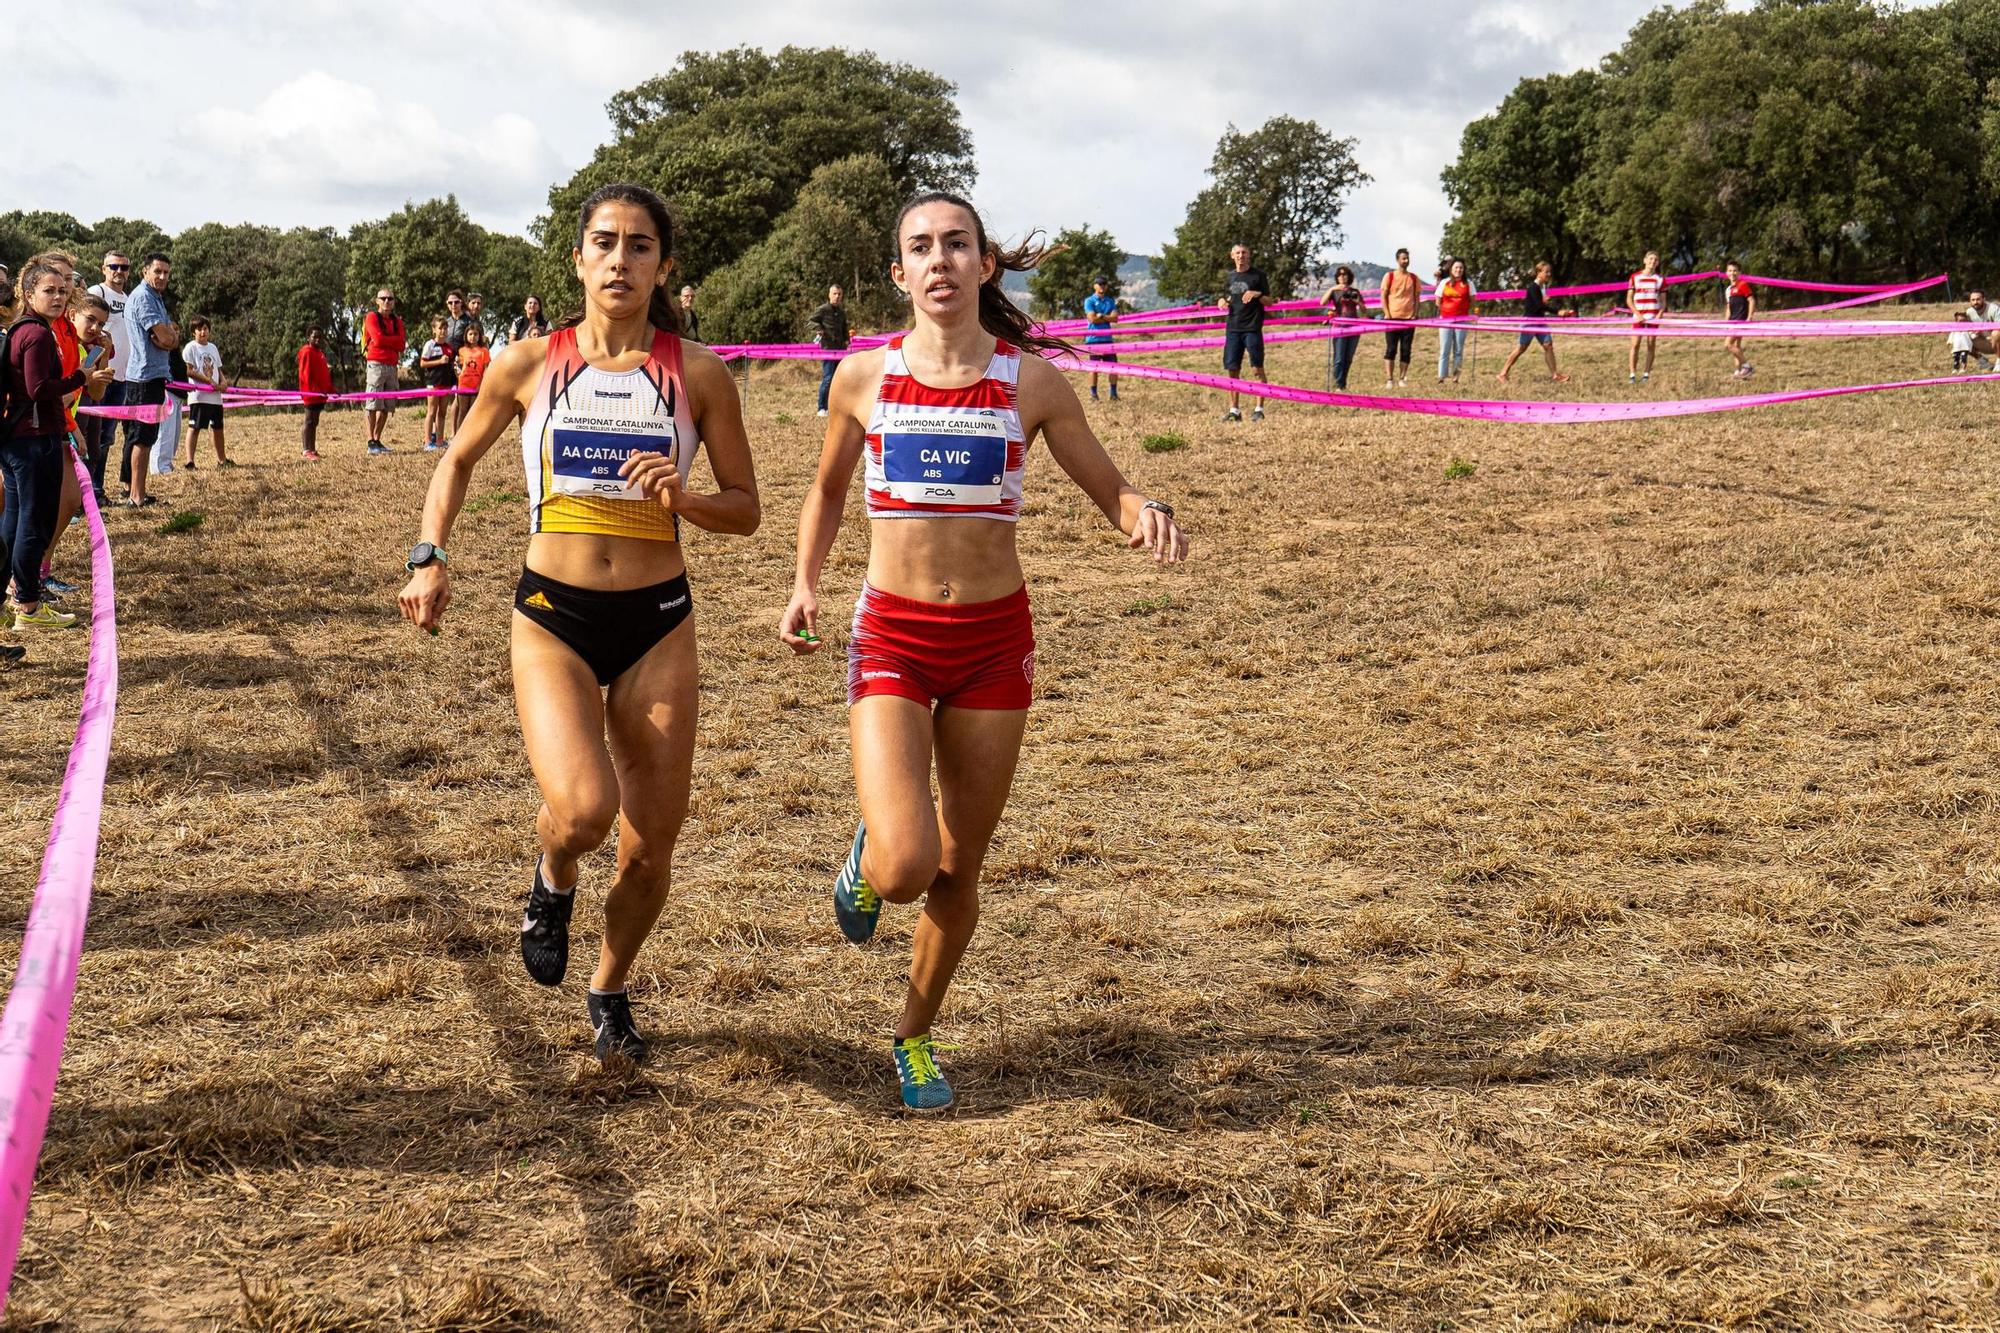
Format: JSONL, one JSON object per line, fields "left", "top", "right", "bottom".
{"left": 2, "top": 311, "right": 1998, "bottom": 1330}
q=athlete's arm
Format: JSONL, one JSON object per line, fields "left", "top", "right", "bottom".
{"left": 622, "top": 344, "right": 760, "bottom": 536}
{"left": 780, "top": 350, "right": 877, "bottom": 653}
{"left": 395, "top": 338, "right": 538, "bottom": 633}
{"left": 1023, "top": 354, "right": 1187, "bottom": 565}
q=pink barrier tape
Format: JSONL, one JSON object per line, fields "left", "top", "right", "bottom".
{"left": 1047, "top": 351, "right": 2000, "bottom": 422}
{"left": 0, "top": 450, "right": 117, "bottom": 1308}
{"left": 80, "top": 383, "right": 471, "bottom": 425}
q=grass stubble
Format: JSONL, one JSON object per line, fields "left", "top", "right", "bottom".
{"left": 1, "top": 311, "right": 1996, "bottom": 1330}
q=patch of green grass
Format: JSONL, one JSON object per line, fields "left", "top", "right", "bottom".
{"left": 774, "top": 412, "right": 795, "bottom": 426}
{"left": 1140, "top": 431, "right": 1187, "bottom": 454}
{"left": 1443, "top": 456, "right": 1477, "bottom": 480}
{"left": 1122, "top": 595, "right": 1177, "bottom": 617}
{"left": 158, "top": 510, "right": 205, "bottom": 535}
{"left": 463, "top": 489, "right": 524, "bottom": 515}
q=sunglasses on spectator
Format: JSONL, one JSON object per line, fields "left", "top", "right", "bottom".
{"left": 377, "top": 295, "right": 395, "bottom": 301}
{"left": 105, "top": 263, "right": 130, "bottom": 272}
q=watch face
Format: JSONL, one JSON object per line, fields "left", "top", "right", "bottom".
{"left": 409, "top": 542, "right": 434, "bottom": 566}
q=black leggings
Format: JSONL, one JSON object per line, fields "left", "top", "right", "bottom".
{"left": 514, "top": 566, "right": 693, "bottom": 686}
{"left": 1384, "top": 327, "right": 1415, "bottom": 364}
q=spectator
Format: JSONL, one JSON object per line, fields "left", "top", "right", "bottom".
{"left": 1082, "top": 276, "right": 1119, "bottom": 402}
{"left": 806, "top": 283, "right": 850, "bottom": 416}
{"left": 1963, "top": 289, "right": 1997, "bottom": 360}
{"left": 1318, "top": 265, "right": 1368, "bottom": 391}
{"left": 39, "top": 291, "right": 115, "bottom": 598}
{"left": 182, "top": 316, "right": 230, "bottom": 468}
{"left": 1496, "top": 260, "right": 1568, "bottom": 385}
{"left": 154, "top": 345, "right": 188, "bottom": 480}
{"left": 297, "top": 325, "right": 331, "bottom": 460}
{"left": 84, "top": 250, "right": 132, "bottom": 504}
{"left": 121, "top": 252, "right": 177, "bottom": 506}
{"left": 452, "top": 322, "right": 489, "bottom": 434}
{"left": 361, "top": 287, "right": 405, "bottom": 454}
{"left": 509, "top": 294, "right": 550, "bottom": 344}
{"left": 1627, "top": 250, "right": 1666, "bottom": 384}
{"left": 465, "top": 291, "right": 486, "bottom": 339}
{"left": 1217, "top": 242, "right": 1268, "bottom": 422}
{"left": 443, "top": 289, "right": 471, "bottom": 351}
{"left": 419, "top": 316, "right": 454, "bottom": 451}
{"left": 0, "top": 263, "right": 13, "bottom": 324}
{"left": 2, "top": 259, "right": 101, "bottom": 632}
{"left": 679, "top": 284, "right": 701, "bottom": 341}
{"left": 1380, "top": 247, "right": 1421, "bottom": 388}
{"left": 1722, "top": 260, "right": 1755, "bottom": 379}
{"left": 1434, "top": 258, "right": 1474, "bottom": 382}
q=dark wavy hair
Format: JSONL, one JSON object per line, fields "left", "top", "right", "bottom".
{"left": 894, "top": 191, "right": 1071, "bottom": 356}
{"left": 561, "top": 183, "right": 682, "bottom": 335}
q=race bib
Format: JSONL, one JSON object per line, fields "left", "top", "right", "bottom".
{"left": 549, "top": 422, "right": 675, "bottom": 500}
{"left": 878, "top": 409, "right": 1007, "bottom": 506}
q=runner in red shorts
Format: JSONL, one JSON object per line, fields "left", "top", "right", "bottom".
{"left": 780, "top": 191, "right": 1188, "bottom": 1112}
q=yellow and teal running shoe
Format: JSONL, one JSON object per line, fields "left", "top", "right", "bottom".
{"left": 893, "top": 1033, "right": 954, "bottom": 1113}
{"left": 832, "top": 820, "right": 880, "bottom": 944}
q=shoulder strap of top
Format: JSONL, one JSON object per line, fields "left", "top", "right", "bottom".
{"left": 648, "top": 327, "right": 684, "bottom": 380}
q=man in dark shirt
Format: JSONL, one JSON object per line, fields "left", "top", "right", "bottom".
{"left": 807, "top": 284, "right": 849, "bottom": 417}
{"left": 1496, "top": 260, "right": 1569, "bottom": 384}
{"left": 1217, "top": 243, "right": 1268, "bottom": 421}
{"left": 679, "top": 285, "right": 701, "bottom": 342}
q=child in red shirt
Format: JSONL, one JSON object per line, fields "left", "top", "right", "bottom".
{"left": 452, "top": 323, "right": 490, "bottom": 436}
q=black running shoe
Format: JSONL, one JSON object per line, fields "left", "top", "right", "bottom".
{"left": 518, "top": 859, "right": 573, "bottom": 987}
{"left": 587, "top": 989, "right": 649, "bottom": 1065}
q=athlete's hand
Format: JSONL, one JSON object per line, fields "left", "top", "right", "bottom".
{"left": 620, "top": 450, "right": 683, "bottom": 510}
{"left": 779, "top": 587, "right": 822, "bottom": 654}
{"left": 1129, "top": 506, "right": 1187, "bottom": 565}
{"left": 399, "top": 564, "right": 451, "bottom": 633}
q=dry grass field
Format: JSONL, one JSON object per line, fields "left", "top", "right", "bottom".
{"left": 2, "top": 308, "right": 1997, "bottom": 1330}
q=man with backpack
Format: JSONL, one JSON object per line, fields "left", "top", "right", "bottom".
{"left": 362, "top": 288, "right": 405, "bottom": 454}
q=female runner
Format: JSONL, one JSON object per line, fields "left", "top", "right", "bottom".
{"left": 779, "top": 192, "right": 1189, "bottom": 1112}
{"left": 399, "top": 183, "right": 759, "bottom": 1064}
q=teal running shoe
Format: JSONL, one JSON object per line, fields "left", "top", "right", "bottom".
{"left": 832, "top": 820, "right": 880, "bottom": 944}
{"left": 893, "top": 1033, "right": 955, "bottom": 1113}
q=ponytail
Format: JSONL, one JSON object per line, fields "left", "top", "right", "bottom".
{"left": 896, "top": 191, "right": 1073, "bottom": 357}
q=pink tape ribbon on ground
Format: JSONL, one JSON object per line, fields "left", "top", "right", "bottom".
{"left": 1052, "top": 354, "right": 2000, "bottom": 421}
{"left": 73, "top": 273, "right": 1973, "bottom": 427}
{"left": 0, "top": 450, "right": 117, "bottom": 1309}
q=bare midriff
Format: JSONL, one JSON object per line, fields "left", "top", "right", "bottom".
{"left": 526, "top": 531, "right": 686, "bottom": 590}
{"left": 866, "top": 517, "right": 1025, "bottom": 604}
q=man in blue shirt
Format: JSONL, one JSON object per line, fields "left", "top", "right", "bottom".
{"left": 1084, "top": 275, "right": 1119, "bottom": 402}
{"left": 121, "top": 253, "right": 178, "bottom": 506}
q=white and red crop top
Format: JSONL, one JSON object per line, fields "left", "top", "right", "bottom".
{"left": 1629, "top": 271, "right": 1666, "bottom": 319}
{"left": 865, "top": 335, "right": 1027, "bottom": 521}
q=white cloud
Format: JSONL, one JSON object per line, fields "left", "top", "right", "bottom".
{"left": 20, "top": 0, "right": 1779, "bottom": 264}
{"left": 183, "top": 72, "right": 564, "bottom": 230}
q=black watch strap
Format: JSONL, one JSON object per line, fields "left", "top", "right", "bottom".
{"left": 1142, "top": 499, "right": 1174, "bottom": 519}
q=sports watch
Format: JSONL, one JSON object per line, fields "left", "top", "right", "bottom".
{"left": 405, "top": 542, "right": 449, "bottom": 572}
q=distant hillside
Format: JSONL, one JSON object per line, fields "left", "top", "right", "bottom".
{"left": 1000, "top": 253, "right": 1164, "bottom": 310}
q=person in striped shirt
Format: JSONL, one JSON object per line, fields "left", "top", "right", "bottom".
{"left": 1627, "top": 250, "right": 1666, "bottom": 384}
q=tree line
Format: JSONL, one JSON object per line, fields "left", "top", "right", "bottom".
{"left": 1441, "top": 0, "right": 2000, "bottom": 289}
{"left": 1, "top": 202, "right": 534, "bottom": 389}
{"left": 3, "top": 44, "right": 1371, "bottom": 381}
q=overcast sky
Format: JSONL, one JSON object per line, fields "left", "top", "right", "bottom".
{"left": 17, "top": 1, "right": 1698, "bottom": 271}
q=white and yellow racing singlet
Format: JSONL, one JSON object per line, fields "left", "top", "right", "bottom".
{"left": 520, "top": 326, "right": 699, "bottom": 541}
